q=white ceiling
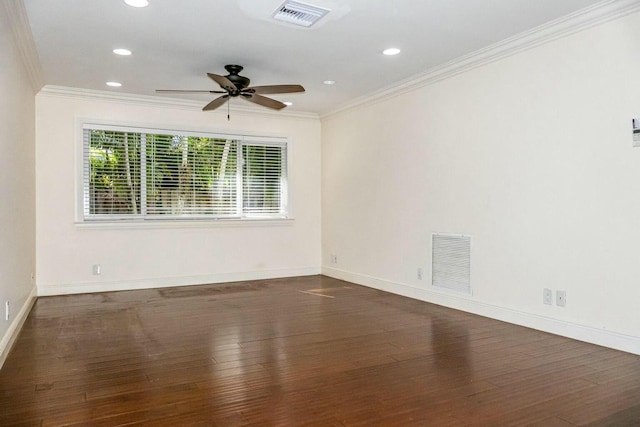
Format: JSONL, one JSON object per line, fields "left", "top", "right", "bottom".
{"left": 24, "top": 0, "right": 607, "bottom": 115}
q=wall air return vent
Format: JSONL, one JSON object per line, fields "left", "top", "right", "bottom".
{"left": 272, "top": 1, "right": 331, "bottom": 27}
{"left": 432, "top": 233, "right": 472, "bottom": 294}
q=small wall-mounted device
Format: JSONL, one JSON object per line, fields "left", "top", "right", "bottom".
{"left": 633, "top": 118, "right": 640, "bottom": 147}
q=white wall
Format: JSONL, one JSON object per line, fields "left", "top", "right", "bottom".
{"left": 0, "top": 4, "right": 37, "bottom": 365}
{"left": 322, "top": 11, "right": 640, "bottom": 354}
{"left": 36, "top": 91, "right": 321, "bottom": 295}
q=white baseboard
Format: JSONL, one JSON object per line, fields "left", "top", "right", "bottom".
{"left": 322, "top": 266, "right": 640, "bottom": 356}
{"left": 37, "top": 267, "right": 321, "bottom": 296}
{"left": 0, "top": 285, "right": 37, "bottom": 369}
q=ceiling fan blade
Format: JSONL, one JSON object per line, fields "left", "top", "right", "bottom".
{"left": 242, "top": 93, "right": 286, "bottom": 110}
{"left": 202, "top": 95, "right": 229, "bottom": 111}
{"left": 156, "top": 89, "right": 226, "bottom": 94}
{"left": 207, "top": 73, "right": 237, "bottom": 91}
{"left": 246, "top": 84, "right": 305, "bottom": 95}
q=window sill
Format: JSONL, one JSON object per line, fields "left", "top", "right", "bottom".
{"left": 75, "top": 217, "right": 295, "bottom": 230}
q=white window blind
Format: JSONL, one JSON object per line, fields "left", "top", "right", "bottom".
{"left": 242, "top": 142, "right": 287, "bottom": 216}
{"left": 83, "top": 125, "right": 287, "bottom": 220}
{"left": 84, "top": 129, "right": 142, "bottom": 217}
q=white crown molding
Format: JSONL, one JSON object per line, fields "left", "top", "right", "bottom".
{"left": 38, "top": 85, "right": 320, "bottom": 120}
{"left": 1, "top": 0, "right": 43, "bottom": 92}
{"left": 322, "top": 0, "right": 640, "bottom": 119}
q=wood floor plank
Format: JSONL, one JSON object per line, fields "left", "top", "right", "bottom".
{"left": 1, "top": 275, "right": 639, "bottom": 425}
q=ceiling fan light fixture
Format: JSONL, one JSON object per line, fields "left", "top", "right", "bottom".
{"left": 124, "top": 0, "right": 148, "bottom": 7}
{"left": 283, "top": 101, "right": 293, "bottom": 106}
{"left": 272, "top": 1, "right": 331, "bottom": 27}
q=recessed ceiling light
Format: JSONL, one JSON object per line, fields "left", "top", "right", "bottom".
{"left": 283, "top": 101, "right": 293, "bottom": 106}
{"left": 113, "top": 48, "right": 132, "bottom": 56}
{"left": 323, "top": 80, "right": 336, "bottom": 85}
{"left": 124, "top": 0, "right": 148, "bottom": 7}
{"left": 106, "top": 81, "right": 122, "bottom": 87}
{"left": 382, "top": 48, "right": 401, "bottom": 56}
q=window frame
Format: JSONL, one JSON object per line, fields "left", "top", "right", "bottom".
{"left": 77, "top": 121, "right": 290, "bottom": 224}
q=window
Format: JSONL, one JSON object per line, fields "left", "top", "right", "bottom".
{"left": 82, "top": 124, "right": 287, "bottom": 221}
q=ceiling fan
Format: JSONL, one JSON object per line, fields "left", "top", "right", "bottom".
{"left": 156, "top": 65, "right": 305, "bottom": 113}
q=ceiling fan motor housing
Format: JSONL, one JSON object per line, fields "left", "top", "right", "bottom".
{"left": 224, "top": 65, "right": 250, "bottom": 93}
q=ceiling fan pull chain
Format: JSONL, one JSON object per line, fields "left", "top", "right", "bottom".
{"left": 227, "top": 98, "right": 230, "bottom": 121}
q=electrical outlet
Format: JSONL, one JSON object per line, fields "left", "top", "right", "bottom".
{"left": 556, "top": 290, "right": 567, "bottom": 307}
{"left": 543, "top": 288, "right": 552, "bottom": 305}
{"left": 417, "top": 268, "right": 423, "bottom": 280}
{"left": 92, "top": 264, "right": 101, "bottom": 275}
{"left": 330, "top": 254, "right": 338, "bottom": 264}
{"left": 5, "top": 301, "right": 9, "bottom": 321}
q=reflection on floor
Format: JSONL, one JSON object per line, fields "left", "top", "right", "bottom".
{"left": 1, "top": 275, "right": 639, "bottom": 425}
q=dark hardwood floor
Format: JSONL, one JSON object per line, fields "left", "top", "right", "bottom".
{"left": 1, "top": 275, "right": 639, "bottom": 426}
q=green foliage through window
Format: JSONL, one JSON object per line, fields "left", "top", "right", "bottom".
{"left": 83, "top": 126, "right": 287, "bottom": 220}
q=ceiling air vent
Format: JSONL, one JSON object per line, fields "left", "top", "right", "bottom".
{"left": 272, "top": 1, "right": 331, "bottom": 27}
